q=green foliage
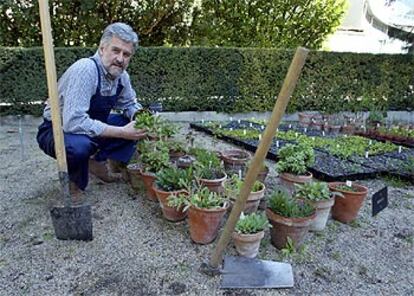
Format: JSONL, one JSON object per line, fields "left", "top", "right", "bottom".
{"left": 0, "top": 0, "right": 195, "bottom": 47}
{"left": 276, "top": 143, "right": 315, "bottom": 175}
{"left": 190, "top": 147, "right": 225, "bottom": 179}
{"left": 139, "top": 141, "right": 170, "bottom": 173}
{"left": 268, "top": 190, "right": 314, "bottom": 218}
{"left": 235, "top": 212, "right": 271, "bottom": 234}
{"left": 134, "top": 109, "right": 156, "bottom": 130}
{"left": 191, "top": 0, "right": 346, "bottom": 49}
{"left": 332, "top": 184, "right": 359, "bottom": 193}
{"left": 188, "top": 187, "right": 227, "bottom": 210}
{"left": 294, "top": 182, "right": 331, "bottom": 201}
{"left": 155, "top": 167, "right": 193, "bottom": 192}
{"left": 1, "top": 47, "right": 414, "bottom": 115}
{"left": 224, "top": 174, "right": 264, "bottom": 199}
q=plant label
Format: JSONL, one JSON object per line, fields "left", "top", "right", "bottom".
{"left": 346, "top": 180, "right": 352, "bottom": 187}
{"left": 276, "top": 128, "right": 279, "bottom": 132}
{"left": 238, "top": 119, "right": 241, "bottom": 124}
{"left": 230, "top": 117, "right": 233, "bottom": 121}
{"left": 376, "top": 123, "right": 380, "bottom": 128}
{"left": 369, "top": 140, "right": 372, "bottom": 145}
{"left": 365, "top": 151, "right": 369, "bottom": 158}
{"left": 312, "top": 137, "right": 315, "bottom": 141}
{"left": 238, "top": 169, "right": 242, "bottom": 179}
{"left": 201, "top": 119, "right": 204, "bottom": 124}
{"left": 258, "top": 134, "right": 262, "bottom": 140}
{"left": 219, "top": 124, "right": 222, "bottom": 129}
{"left": 289, "top": 124, "right": 292, "bottom": 129}
{"left": 398, "top": 146, "right": 402, "bottom": 154}
{"left": 243, "top": 130, "right": 247, "bottom": 135}
{"left": 372, "top": 186, "right": 388, "bottom": 216}
{"left": 230, "top": 128, "right": 233, "bottom": 131}
{"left": 295, "top": 132, "right": 298, "bottom": 137}
{"left": 261, "top": 125, "right": 265, "bottom": 130}
{"left": 276, "top": 140, "right": 280, "bottom": 148}
{"left": 322, "top": 131, "right": 325, "bottom": 137}
{"left": 249, "top": 123, "right": 253, "bottom": 128}
{"left": 304, "top": 128, "right": 307, "bottom": 133}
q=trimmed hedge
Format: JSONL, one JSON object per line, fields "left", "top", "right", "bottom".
{"left": 1, "top": 47, "right": 413, "bottom": 115}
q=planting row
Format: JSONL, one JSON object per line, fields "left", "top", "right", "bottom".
{"left": 190, "top": 120, "right": 414, "bottom": 182}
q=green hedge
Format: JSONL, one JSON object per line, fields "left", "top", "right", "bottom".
{"left": 1, "top": 47, "right": 413, "bottom": 115}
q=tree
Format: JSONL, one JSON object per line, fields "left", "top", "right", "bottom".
{"left": 0, "top": 0, "right": 195, "bottom": 47}
{"left": 190, "top": 0, "right": 347, "bottom": 49}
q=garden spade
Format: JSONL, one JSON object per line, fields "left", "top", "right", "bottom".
{"left": 38, "top": 0, "right": 92, "bottom": 241}
{"left": 201, "top": 47, "right": 309, "bottom": 288}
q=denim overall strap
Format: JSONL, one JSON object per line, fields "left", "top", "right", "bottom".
{"left": 88, "top": 58, "right": 124, "bottom": 123}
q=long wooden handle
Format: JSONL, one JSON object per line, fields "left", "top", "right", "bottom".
{"left": 209, "top": 47, "right": 309, "bottom": 269}
{"left": 39, "top": 0, "right": 71, "bottom": 200}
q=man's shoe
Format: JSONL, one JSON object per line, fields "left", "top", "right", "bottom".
{"left": 89, "top": 159, "right": 122, "bottom": 183}
{"left": 69, "top": 181, "right": 84, "bottom": 205}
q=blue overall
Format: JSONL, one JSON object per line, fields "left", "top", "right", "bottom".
{"left": 36, "top": 58, "right": 136, "bottom": 190}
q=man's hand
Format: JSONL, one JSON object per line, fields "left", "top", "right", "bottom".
{"left": 101, "top": 121, "right": 147, "bottom": 140}
{"left": 121, "top": 121, "right": 147, "bottom": 140}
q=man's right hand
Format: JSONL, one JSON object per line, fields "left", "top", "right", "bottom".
{"left": 121, "top": 121, "right": 147, "bottom": 140}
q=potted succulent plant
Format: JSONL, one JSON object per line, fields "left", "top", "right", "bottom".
{"left": 224, "top": 174, "right": 265, "bottom": 214}
{"left": 169, "top": 186, "right": 228, "bottom": 244}
{"left": 328, "top": 182, "right": 368, "bottom": 223}
{"left": 266, "top": 189, "right": 315, "bottom": 249}
{"left": 294, "top": 181, "right": 336, "bottom": 231}
{"left": 191, "top": 148, "right": 227, "bottom": 193}
{"left": 153, "top": 166, "right": 193, "bottom": 221}
{"left": 232, "top": 212, "right": 271, "bottom": 258}
{"left": 276, "top": 143, "right": 314, "bottom": 193}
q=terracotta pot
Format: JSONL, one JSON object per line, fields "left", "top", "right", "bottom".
{"left": 298, "top": 113, "right": 314, "bottom": 127}
{"left": 279, "top": 172, "right": 313, "bottom": 194}
{"left": 221, "top": 149, "right": 252, "bottom": 174}
{"left": 266, "top": 208, "right": 315, "bottom": 250}
{"left": 169, "top": 150, "right": 186, "bottom": 162}
{"left": 256, "top": 166, "right": 269, "bottom": 183}
{"left": 306, "top": 197, "right": 335, "bottom": 231}
{"left": 127, "top": 163, "right": 144, "bottom": 192}
{"left": 232, "top": 231, "right": 265, "bottom": 258}
{"left": 328, "top": 182, "right": 368, "bottom": 223}
{"left": 188, "top": 204, "right": 228, "bottom": 244}
{"left": 139, "top": 169, "right": 158, "bottom": 201}
{"left": 228, "top": 182, "right": 266, "bottom": 214}
{"left": 199, "top": 173, "right": 227, "bottom": 194}
{"left": 153, "top": 186, "right": 188, "bottom": 222}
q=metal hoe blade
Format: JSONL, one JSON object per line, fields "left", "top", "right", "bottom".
{"left": 220, "top": 256, "right": 294, "bottom": 289}
{"left": 50, "top": 204, "right": 93, "bottom": 241}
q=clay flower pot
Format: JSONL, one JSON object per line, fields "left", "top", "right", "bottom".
{"left": 220, "top": 149, "right": 252, "bottom": 174}
{"left": 139, "top": 169, "right": 158, "bottom": 202}
{"left": 188, "top": 204, "right": 228, "bottom": 244}
{"left": 307, "top": 197, "right": 335, "bottom": 231}
{"left": 279, "top": 172, "right": 313, "bottom": 194}
{"left": 232, "top": 231, "right": 265, "bottom": 258}
{"left": 228, "top": 183, "right": 266, "bottom": 214}
{"left": 328, "top": 182, "right": 368, "bottom": 223}
{"left": 266, "top": 208, "right": 315, "bottom": 249}
{"left": 127, "top": 163, "right": 144, "bottom": 192}
{"left": 153, "top": 186, "right": 188, "bottom": 222}
{"left": 199, "top": 173, "right": 227, "bottom": 194}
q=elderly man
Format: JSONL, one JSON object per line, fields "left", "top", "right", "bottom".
{"left": 37, "top": 23, "right": 146, "bottom": 201}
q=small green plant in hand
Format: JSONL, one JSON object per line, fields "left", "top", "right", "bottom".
{"left": 134, "top": 109, "right": 155, "bottom": 130}
{"left": 235, "top": 212, "right": 271, "bottom": 234}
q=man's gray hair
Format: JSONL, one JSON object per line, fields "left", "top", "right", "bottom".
{"left": 100, "top": 22, "right": 139, "bottom": 52}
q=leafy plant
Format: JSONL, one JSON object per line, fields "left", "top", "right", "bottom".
{"left": 333, "top": 184, "right": 359, "bottom": 192}
{"left": 134, "top": 109, "right": 156, "bottom": 130}
{"left": 224, "top": 174, "right": 264, "bottom": 198}
{"left": 190, "top": 148, "right": 225, "bottom": 179}
{"left": 276, "top": 143, "right": 315, "bottom": 175}
{"left": 155, "top": 167, "right": 193, "bottom": 191}
{"left": 294, "top": 182, "right": 332, "bottom": 201}
{"left": 235, "top": 212, "right": 271, "bottom": 234}
{"left": 268, "top": 190, "right": 314, "bottom": 218}
{"left": 167, "top": 186, "right": 227, "bottom": 211}
{"left": 139, "top": 141, "right": 170, "bottom": 173}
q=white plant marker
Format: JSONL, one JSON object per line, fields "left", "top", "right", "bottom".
{"left": 261, "top": 125, "right": 265, "bottom": 130}
{"left": 398, "top": 146, "right": 402, "bottom": 154}
{"left": 312, "top": 137, "right": 315, "bottom": 141}
{"left": 243, "top": 129, "right": 247, "bottom": 135}
{"left": 238, "top": 119, "right": 241, "bottom": 124}
{"left": 365, "top": 151, "right": 369, "bottom": 158}
{"left": 238, "top": 169, "right": 242, "bottom": 179}
{"left": 258, "top": 134, "right": 262, "bottom": 141}
{"left": 289, "top": 124, "right": 292, "bottom": 129}
{"left": 346, "top": 180, "right": 353, "bottom": 187}
{"left": 201, "top": 119, "right": 204, "bottom": 124}
{"left": 249, "top": 122, "right": 253, "bottom": 128}
{"left": 322, "top": 131, "right": 325, "bottom": 137}
{"left": 276, "top": 128, "right": 279, "bottom": 132}
{"left": 219, "top": 124, "right": 222, "bottom": 129}
{"left": 304, "top": 127, "right": 307, "bottom": 133}
{"left": 276, "top": 140, "right": 280, "bottom": 148}
{"left": 377, "top": 123, "right": 380, "bottom": 128}
{"left": 230, "top": 117, "right": 233, "bottom": 122}
{"left": 295, "top": 132, "right": 298, "bottom": 137}
{"left": 230, "top": 127, "right": 233, "bottom": 131}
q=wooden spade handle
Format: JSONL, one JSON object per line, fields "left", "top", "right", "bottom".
{"left": 39, "top": 0, "right": 71, "bottom": 201}
{"left": 209, "top": 47, "right": 309, "bottom": 269}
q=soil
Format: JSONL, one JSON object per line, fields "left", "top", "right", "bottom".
{"left": 1, "top": 116, "right": 413, "bottom": 295}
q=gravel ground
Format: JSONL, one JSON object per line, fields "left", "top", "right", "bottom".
{"left": 0, "top": 116, "right": 413, "bottom": 296}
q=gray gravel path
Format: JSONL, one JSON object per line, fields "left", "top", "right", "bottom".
{"left": 0, "top": 116, "right": 413, "bottom": 296}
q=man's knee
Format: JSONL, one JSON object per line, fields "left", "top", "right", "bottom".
{"left": 65, "top": 134, "right": 96, "bottom": 161}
